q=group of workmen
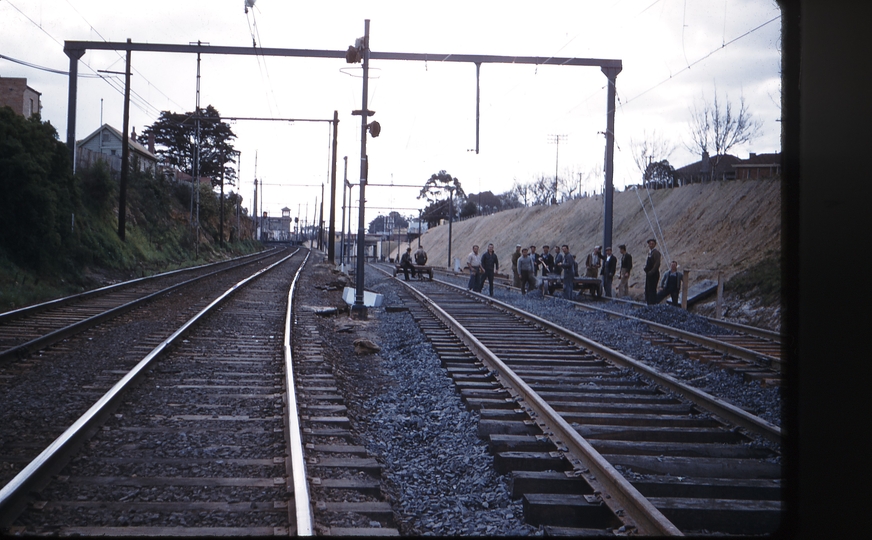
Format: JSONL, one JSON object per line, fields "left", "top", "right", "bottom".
{"left": 398, "top": 238, "right": 684, "bottom": 305}
{"left": 461, "top": 239, "right": 683, "bottom": 305}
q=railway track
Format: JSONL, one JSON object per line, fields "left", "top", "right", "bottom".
{"left": 424, "top": 264, "right": 784, "bottom": 386}
{"left": 0, "top": 248, "right": 281, "bottom": 364}
{"left": 382, "top": 270, "right": 783, "bottom": 535}
{"left": 0, "top": 249, "right": 312, "bottom": 534}
{"left": 2, "top": 251, "right": 402, "bottom": 536}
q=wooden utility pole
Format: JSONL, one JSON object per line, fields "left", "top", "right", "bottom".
{"left": 118, "top": 40, "right": 132, "bottom": 241}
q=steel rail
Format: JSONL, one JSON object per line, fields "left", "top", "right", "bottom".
{"left": 428, "top": 276, "right": 783, "bottom": 445}
{"left": 0, "top": 249, "right": 286, "bottom": 363}
{"left": 572, "top": 302, "right": 784, "bottom": 370}
{"left": 704, "top": 317, "right": 782, "bottom": 342}
{"left": 0, "top": 249, "right": 300, "bottom": 525}
{"left": 0, "top": 247, "right": 277, "bottom": 324}
{"left": 283, "top": 251, "right": 314, "bottom": 536}
{"left": 381, "top": 267, "right": 682, "bottom": 537}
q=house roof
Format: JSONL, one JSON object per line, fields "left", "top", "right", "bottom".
{"left": 170, "top": 169, "right": 213, "bottom": 185}
{"left": 732, "top": 152, "right": 782, "bottom": 168}
{"left": 675, "top": 153, "right": 741, "bottom": 176}
{"left": 76, "top": 124, "right": 158, "bottom": 161}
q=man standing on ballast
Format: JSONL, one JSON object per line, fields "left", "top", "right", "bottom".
{"left": 643, "top": 238, "right": 662, "bottom": 305}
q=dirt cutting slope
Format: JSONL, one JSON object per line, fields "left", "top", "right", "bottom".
{"left": 409, "top": 179, "right": 781, "bottom": 288}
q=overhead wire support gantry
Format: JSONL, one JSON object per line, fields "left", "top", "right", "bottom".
{"left": 62, "top": 35, "right": 622, "bottom": 280}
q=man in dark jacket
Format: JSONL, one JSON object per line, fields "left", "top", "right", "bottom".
{"left": 399, "top": 247, "right": 415, "bottom": 281}
{"left": 601, "top": 247, "right": 617, "bottom": 298}
{"left": 643, "top": 238, "right": 662, "bottom": 305}
{"left": 560, "top": 245, "right": 576, "bottom": 300}
{"left": 538, "top": 245, "right": 555, "bottom": 276}
{"left": 617, "top": 244, "right": 632, "bottom": 297}
{"left": 480, "top": 243, "right": 500, "bottom": 296}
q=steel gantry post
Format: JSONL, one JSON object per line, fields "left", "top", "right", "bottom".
{"left": 602, "top": 66, "right": 621, "bottom": 252}
{"left": 351, "top": 20, "right": 371, "bottom": 320}
{"left": 328, "top": 110, "right": 339, "bottom": 263}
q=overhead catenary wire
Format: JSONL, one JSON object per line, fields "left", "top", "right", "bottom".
{"left": 3, "top": 0, "right": 162, "bottom": 118}
{"left": 63, "top": 0, "right": 186, "bottom": 112}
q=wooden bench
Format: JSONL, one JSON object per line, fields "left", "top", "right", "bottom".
{"left": 393, "top": 264, "right": 433, "bottom": 281}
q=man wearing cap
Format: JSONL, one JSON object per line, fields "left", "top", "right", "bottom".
{"left": 643, "top": 238, "right": 662, "bottom": 305}
{"left": 585, "top": 246, "right": 603, "bottom": 278}
{"left": 617, "top": 244, "right": 632, "bottom": 297}
{"left": 510, "top": 244, "right": 522, "bottom": 288}
{"left": 601, "top": 247, "right": 617, "bottom": 298}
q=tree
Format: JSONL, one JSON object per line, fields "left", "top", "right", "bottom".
{"left": 459, "top": 199, "right": 478, "bottom": 218}
{"left": 686, "top": 85, "right": 762, "bottom": 181}
{"left": 497, "top": 189, "right": 523, "bottom": 210}
{"left": 418, "top": 170, "right": 464, "bottom": 203}
{"left": 643, "top": 160, "right": 677, "bottom": 189}
{"left": 511, "top": 181, "right": 531, "bottom": 207}
{"left": 464, "top": 190, "right": 503, "bottom": 215}
{"left": 420, "top": 198, "right": 451, "bottom": 227}
{"left": 418, "top": 170, "right": 463, "bottom": 225}
{"left": 630, "top": 131, "right": 675, "bottom": 183}
{"left": 368, "top": 211, "right": 409, "bottom": 234}
{"left": 0, "top": 108, "right": 77, "bottom": 271}
{"left": 141, "top": 105, "right": 238, "bottom": 188}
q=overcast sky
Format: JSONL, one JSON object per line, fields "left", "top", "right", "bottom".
{"left": 1, "top": 0, "right": 781, "bottom": 226}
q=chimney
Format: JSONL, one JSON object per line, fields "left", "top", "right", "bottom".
{"left": 148, "top": 132, "right": 155, "bottom": 154}
{"left": 749, "top": 152, "right": 756, "bottom": 158}
{"left": 701, "top": 150, "right": 710, "bottom": 173}
{"left": 131, "top": 126, "right": 137, "bottom": 142}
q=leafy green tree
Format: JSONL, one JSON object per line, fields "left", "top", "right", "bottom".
{"left": 141, "top": 105, "right": 237, "bottom": 187}
{"left": 0, "top": 107, "right": 77, "bottom": 270}
{"left": 418, "top": 170, "right": 463, "bottom": 226}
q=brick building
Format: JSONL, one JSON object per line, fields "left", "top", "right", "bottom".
{"left": 0, "top": 76, "right": 41, "bottom": 118}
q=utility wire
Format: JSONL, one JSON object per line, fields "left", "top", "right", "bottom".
{"left": 3, "top": 0, "right": 160, "bottom": 118}
{"left": 63, "top": 0, "right": 185, "bottom": 113}
{"left": 0, "top": 53, "right": 99, "bottom": 76}
{"left": 623, "top": 15, "right": 780, "bottom": 106}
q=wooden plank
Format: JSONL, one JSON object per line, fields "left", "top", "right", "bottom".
{"left": 632, "top": 475, "right": 782, "bottom": 500}
{"left": 649, "top": 496, "right": 783, "bottom": 535}
{"left": 320, "top": 501, "right": 393, "bottom": 517}
{"left": 44, "top": 500, "right": 285, "bottom": 512}
{"left": 60, "top": 527, "right": 278, "bottom": 536}
{"left": 509, "top": 470, "right": 594, "bottom": 498}
{"left": 523, "top": 493, "right": 619, "bottom": 529}
{"left": 329, "top": 527, "right": 400, "bottom": 536}
{"left": 67, "top": 476, "right": 284, "bottom": 487}
{"left": 494, "top": 451, "right": 570, "bottom": 475}
{"left": 603, "top": 454, "right": 783, "bottom": 479}
{"left": 590, "top": 439, "right": 776, "bottom": 459}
